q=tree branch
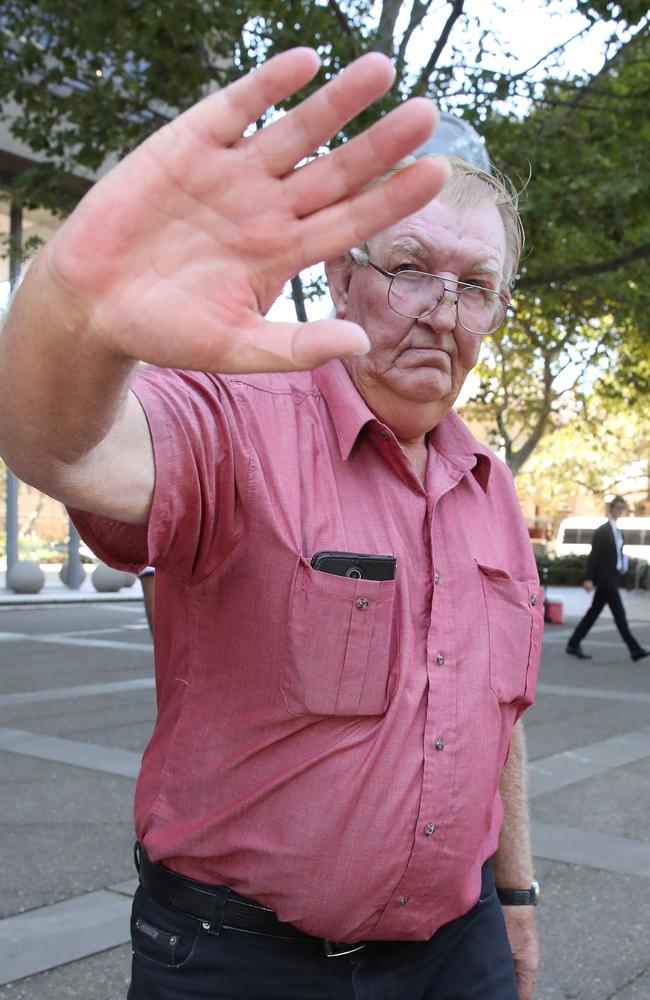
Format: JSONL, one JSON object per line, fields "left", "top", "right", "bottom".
{"left": 508, "top": 354, "right": 554, "bottom": 474}
{"left": 496, "top": 408, "right": 512, "bottom": 465}
{"left": 518, "top": 241, "right": 650, "bottom": 289}
{"left": 510, "top": 24, "right": 593, "bottom": 81}
{"left": 291, "top": 274, "right": 308, "bottom": 323}
{"left": 395, "top": 1, "right": 437, "bottom": 76}
{"left": 327, "top": 0, "right": 356, "bottom": 44}
{"left": 535, "top": 26, "right": 648, "bottom": 141}
{"left": 374, "top": 0, "right": 403, "bottom": 56}
{"left": 411, "top": 0, "right": 465, "bottom": 94}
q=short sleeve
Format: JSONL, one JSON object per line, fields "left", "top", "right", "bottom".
{"left": 69, "top": 367, "right": 246, "bottom": 583}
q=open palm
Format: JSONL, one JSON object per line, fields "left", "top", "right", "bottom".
{"left": 44, "top": 49, "right": 447, "bottom": 374}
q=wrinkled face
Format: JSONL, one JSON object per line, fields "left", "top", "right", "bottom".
{"left": 329, "top": 196, "right": 507, "bottom": 434}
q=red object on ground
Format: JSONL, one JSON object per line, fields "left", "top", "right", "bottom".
{"left": 545, "top": 600, "right": 564, "bottom": 625}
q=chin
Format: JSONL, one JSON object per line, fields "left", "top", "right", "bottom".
{"left": 393, "top": 371, "right": 455, "bottom": 405}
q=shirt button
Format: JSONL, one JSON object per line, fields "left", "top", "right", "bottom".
{"left": 434, "top": 572, "right": 441, "bottom": 585}
{"left": 355, "top": 598, "right": 369, "bottom": 610}
{"left": 435, "top": 651, "right": 445, "bottom": 666}
{"left": 424, "top": 823, "right": 436, "bottom": 836}
{"left": 530, "top": 593, "right": 538, "bottom": 606}
{"left": 398, "top": 896, "right": 410, "bottom": 906}
{"left": 434, "top": 738, "right": 445, "bottom": 751}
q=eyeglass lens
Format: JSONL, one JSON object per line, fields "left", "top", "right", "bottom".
{"left": 388, "top": 271, "right": 506, "bottom": 334}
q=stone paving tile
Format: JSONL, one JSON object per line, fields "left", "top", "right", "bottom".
{"left": 525, "top": 696, "right": 650, "bottom": 761}
{"left": 608, "top": 970, "right": 650, "bottom": 999}
{"left": 534, "top": 859, "right": 650, "bottom": 1000}
{"left": 1, "top": 752, "right": 134, "bottom": 919}
{"left": 0, "top": 605, "right": 145, "bottom": 636}
{"left": 0, "top": 642, "right": 147, "bottom": 694}
{"left": 0, "top": 696, "right": 155, "bottom": 753}
{"left": 532, "top": 758, "right": 650, "bottom": 844}
{"left": 0, "top": 943, "right": 132, "bottom": 999}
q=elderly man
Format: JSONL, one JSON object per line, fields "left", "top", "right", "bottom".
{"left": 0, "top": 50, "right": 542, "bottom": 1000}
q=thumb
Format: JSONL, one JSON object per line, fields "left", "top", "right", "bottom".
{"left": 217, "top": 316, "right": 370, "bottom": 373}
{"left": 290, "top": 318, "right": 370, "bottom": 368}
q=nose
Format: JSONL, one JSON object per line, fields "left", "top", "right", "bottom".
{"left": 419, "top": 285, "right": 458, "bottom": 332}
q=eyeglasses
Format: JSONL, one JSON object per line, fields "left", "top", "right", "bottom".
{"left": 350, "top": 248, "right": 511, "bottom": 336}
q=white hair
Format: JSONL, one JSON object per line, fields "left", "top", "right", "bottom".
{"left": 361, "top": 155, "right": 524, "bottom": 291}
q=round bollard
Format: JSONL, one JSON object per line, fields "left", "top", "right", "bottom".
{"left": 117, "top": 571, "right": 137, "bottom": 589}
{"left": 59, "top": 559, "right": 87, "bottom": 587}
{"left": 92, "top": 563, "right": 131, "bottom": 592}
{"left": 7, "top": 560, "right": 46, "bottom": 594}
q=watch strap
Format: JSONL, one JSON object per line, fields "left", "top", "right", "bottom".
{"left": 496, "top": 881, "right": 539, "bottom": 906}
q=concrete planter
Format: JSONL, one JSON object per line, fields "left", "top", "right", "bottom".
{"left": 7, "top": 560, "right": 46, "bottom": 594}
{"left": 59, "top": 560, "right": 87, "bottom": 588}
{"left": 91, "top": 563, "right": 137, "bottom": 592}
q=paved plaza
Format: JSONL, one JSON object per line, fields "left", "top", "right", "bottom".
{"left": 0, "top": 585, "right": 649, "bottom": 999}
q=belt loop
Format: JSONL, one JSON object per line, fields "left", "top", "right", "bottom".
{"left": 133, "top": 841, "right": 141, "bottom": 874}
{"left": 202, "top": 885, "right": 230, "bottom": 936}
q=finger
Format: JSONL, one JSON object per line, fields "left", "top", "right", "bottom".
{"left": 298, "top": 156, "right": 451, "bottom": 265}
{"left": 114, "top": 280, "right": 370, "bottom": 374}
{"left": 215, "top": 316, "right": 371, "bottom": 372}
{"left": 286, "top": 97, "right": 438, "bottom": 217}
{"left": 176, "top": 48, "right": 322, "bottom": 149}
{"left": 248, "top": 51, "right": 396, "bottom": 177}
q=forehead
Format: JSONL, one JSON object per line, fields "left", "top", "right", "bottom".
{"left": 371, "top": 195, "right": 506, "bottom": 276}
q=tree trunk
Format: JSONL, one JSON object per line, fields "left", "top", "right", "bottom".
{"left": 291, "top": 274, "right": 308, "bottom": 323}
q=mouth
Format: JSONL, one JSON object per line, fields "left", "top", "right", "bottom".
{"left": 403, "top": 347, "right": 451, "bottom": 369}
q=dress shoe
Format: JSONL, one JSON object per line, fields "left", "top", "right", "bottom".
{"left": 631, "top": 648, "right": 650, "bottom": 662}
{"left": 566, "top": 644, "right": 592, "bottom": 660}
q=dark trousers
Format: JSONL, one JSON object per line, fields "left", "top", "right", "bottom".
{"left": 569, "top": 581, "right": 641, "bottom": 655}
{"left": 127, "top": 863, "right": 517, "bottom": 1000}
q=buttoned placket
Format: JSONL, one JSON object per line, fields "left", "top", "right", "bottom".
{"left": 373, "top": 451, "right": 468, "bottom": 930}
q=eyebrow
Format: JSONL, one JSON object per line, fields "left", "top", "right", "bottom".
{"left": 386, "top": 237, "right": 502, "bottom": 280}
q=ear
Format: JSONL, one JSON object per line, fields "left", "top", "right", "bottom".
{"left": 325, "top": 254, "right": 353, "bottom": 319}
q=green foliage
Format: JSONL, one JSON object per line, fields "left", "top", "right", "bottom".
{"left": 576, "top": 0, "right": 649, "bottom": 25}
{"left": 536, "top": 552, "right": 587, "bottom": 586}
{"left": 468, "top": 22, "right": 650, "bottom": 471}
{"left": 1, "top": 0, "right": 648, "bottom": 477}
{"left": 512, "top": 397, "right": 650, "bottom": 524}
{"left": 0, "top": 0, "right": 248, "bottom": 210}
{"left": 536, "top": 552, "right": 649, "bottom": 588}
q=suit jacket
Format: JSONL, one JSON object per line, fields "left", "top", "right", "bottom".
{"left": 586, "top": 521, "right": 623, "bottom": 586}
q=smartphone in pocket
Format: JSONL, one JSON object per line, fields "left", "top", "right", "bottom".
{"left": 310, "top": 550, "right": 396, "bottom": 581}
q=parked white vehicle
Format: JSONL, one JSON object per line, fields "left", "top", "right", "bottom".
{"left": 555, "top": 516, "right": 650, "bottom": 562}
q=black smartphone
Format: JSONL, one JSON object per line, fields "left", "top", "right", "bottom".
{"left": 310, "top": 550, "right": 396, "bottom": 581}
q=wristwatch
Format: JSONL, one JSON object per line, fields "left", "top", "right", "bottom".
{"left": 496, "top": 880, "right": 540, "bottom": 906}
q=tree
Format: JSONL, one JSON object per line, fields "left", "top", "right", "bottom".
{"left": 514, "top": 394, "right": 650, "bottom": 524}
{"left": 464, "top": 21, "right": 649, "bottom": 473}
{"left": 1, "top": 1, "right": 648, "bottom": 474}
{"left": 0, "top": 0, "right": 252, "bottom": 212}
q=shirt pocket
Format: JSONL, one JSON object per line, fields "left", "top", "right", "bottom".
{"left": 477, "top": 562, "right": 544, "bottom": 707}
{"left": 282, "top": 555, "right": 398, "bottom": 716}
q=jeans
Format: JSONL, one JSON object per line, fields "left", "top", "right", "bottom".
{"left": 127, "top": 862, "right": 517, "bottom": 1000}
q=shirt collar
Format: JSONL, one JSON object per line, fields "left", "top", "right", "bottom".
{"left": 428, "top": 409, "right": 493, "bottom": 492}
{"left": 313, "top": 360, "right": 493, "bottom": 492}
{"left": 312, "top": 360, "right": 375, "bottom": 460}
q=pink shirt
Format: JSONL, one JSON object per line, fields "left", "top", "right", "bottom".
{"left": 71, "top": 360, "right": 543, "bottom": 943}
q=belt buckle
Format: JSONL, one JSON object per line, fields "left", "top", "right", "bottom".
{"left": 323, "top": 940, "right": 366, "bottom": 958}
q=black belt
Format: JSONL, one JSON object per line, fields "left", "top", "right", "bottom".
{"left": 135, "top": 843, "right": 366, "bottom": 958}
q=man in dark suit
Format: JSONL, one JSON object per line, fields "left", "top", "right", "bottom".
{"left": 567, "top": 496, "right": 649, "bottom": 661}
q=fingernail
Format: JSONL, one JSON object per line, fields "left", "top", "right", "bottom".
{"left": 350, "top": 332, "right": 371, "bottom": 356}
{"left": 431, "top": 154, "right": 453, "bottom": 182}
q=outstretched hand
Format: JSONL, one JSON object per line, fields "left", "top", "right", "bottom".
{"left": 44, "top": 48, "right": 448, "bottom": 374}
